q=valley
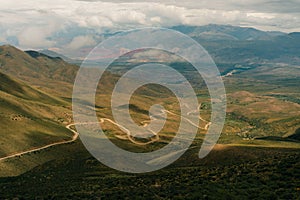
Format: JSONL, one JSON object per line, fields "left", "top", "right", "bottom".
{"left": 0, "top": 24, "right": 299, "bottom": 198}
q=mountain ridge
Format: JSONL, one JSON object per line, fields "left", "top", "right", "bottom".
{"left": 0, "top": 45, "right": 78, "bottom": 84}
{"left": 171, "top": 24, "right": 287, "bottom": 41}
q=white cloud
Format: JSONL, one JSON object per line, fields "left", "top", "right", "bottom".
{"left": 1, "top": 0, "right": 299, "bottom": 31}
{"left": 0, "top": 0, "right": 299, "bottom": 53}
{"left": 85, "top": 16, "right": 113, "bottom": 27}
{"left": 18, "top": 27, "right": 55, "bottom": 48}
{"left": 66, "top": 35, "right": 97, "bottom": 50}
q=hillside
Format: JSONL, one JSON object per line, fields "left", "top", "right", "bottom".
{"left": 0, "top": 145, "right": 299, "bottom": 199}
{"left": 0, "top": 45, "right": 79, "bottom": 97}
{"left": 0, "top": 71, "right": 74, "bottom": 158}
{"left": 0, "top": 46, "right": 82, "bottom": 176}
{"left": 288, "top": 128, "right": 300, "bottom": 141}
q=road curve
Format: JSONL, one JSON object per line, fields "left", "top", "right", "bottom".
{"left": 0, "top": 123, "right": 79, "bottom": 162}
{"left": 0, "top": 105, "right": 211, "bottom": 161}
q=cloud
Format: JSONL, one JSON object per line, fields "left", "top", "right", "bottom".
{"left": 84, "top": 16, "right": 113, "bottom": 27}
{"left": 1, "top": 0, "right": 299, "bottom": 31}
{"left": 66, "top": 35, "right": 97, "bottom": 50}
{"left": 18, "top": 26, "right": 55, "bottom": 48}
{"left": 82, "top": 0, "right": 300, "bottom": 14}
{"left": 0, "top": 0, "right": 299, "bottom": 55}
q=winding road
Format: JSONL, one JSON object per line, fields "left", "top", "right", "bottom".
{"left": 0, "top": 104, "right": 211, "bottom": 161}
{"left": 0, "top": 123, "right": 79, "bottom": 162}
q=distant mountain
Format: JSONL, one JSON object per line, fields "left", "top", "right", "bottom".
{"left": 172, "top": 24, "right": 286, "bottom": 41}
{"left": 25, "top": 50, "right": 63, "bottom": 60}
{"left": 39, "top": 49, "right": 81, "bottom": 64}
{"left": 170, "top": 24, "right": 300, "bottom": 67}
{"left": 288, "top": 32, "right": 300, "bottom": 39}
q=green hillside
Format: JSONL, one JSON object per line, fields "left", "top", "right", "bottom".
{"left": 0, "top": 71, "right": 73, "bottom": 158}
{"left": 0, "top": 45, "right": 78, "bottom": 98}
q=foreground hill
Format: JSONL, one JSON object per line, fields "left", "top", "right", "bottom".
{"left": 0, "top": 72, "right": 73, "bottom": 158}
{"left": 0, "top": 48, "right": 77, "bottom": 175}
{"left": 0, "top": 144, "right": 299, "bottom": 199}
{"left": 0, "top": 45, "right": 78, "bottom": 165}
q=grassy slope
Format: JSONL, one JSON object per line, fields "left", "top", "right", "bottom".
{"left": 0, "top": 71, "right": 73, "bottom": 158}
{"left": 0, "top": 45, "right": 78, "bottom": 98}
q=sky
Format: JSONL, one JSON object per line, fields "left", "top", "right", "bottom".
{"left": 0, "top": 0, "right": 299, "bottom": 57}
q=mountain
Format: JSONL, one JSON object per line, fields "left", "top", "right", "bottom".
{"left": 38, "top": 49, "right": 71, "bottom": 61}
{"left": 39, "top": 49, "right": 81, "bottom": 65}
{"left": 172, "top": 24, "right": 286, "bottom": 41}
{"left": 0, "top": 46, "right": 84, "bottom": 175}
{"left": 192, "top": 37, "right": 298, "bottom": 66}
{"left": 288, "top": 32, "right": 300, "bottom": 38}
{"left": 169, "top": 25, "right": 300, "bottom": 66}
{"left": 0, "top": 45, "right": 78, "bottom": 82}
{"left": 0, "top": 45, "right": 79, "bottom": 97}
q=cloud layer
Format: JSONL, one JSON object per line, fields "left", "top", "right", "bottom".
{"left": 0, "top": 0, "right": 299, "bottom": 56}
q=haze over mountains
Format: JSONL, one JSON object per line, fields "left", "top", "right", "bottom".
{"left": 36, "top": 24, "right": 300, "bottom": 65}
{"left": 171, "top": 25, "right": 300, "bottom": 65}
{"left": 172, "top": 24, "right": 286, "bottom": 40}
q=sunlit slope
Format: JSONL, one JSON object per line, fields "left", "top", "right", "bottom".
{"left": 0, "top": 45, "right": 78, "bottom": 98}
{"left": 0, "top": 72, "right": 73, "bottom": 157}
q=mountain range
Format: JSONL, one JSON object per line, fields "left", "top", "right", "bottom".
{"left": 174, "top": 25, "right": 300, "bottom": 65}
{"left": 38, "top": 24, "right": 300, "bottom": 66}
{"left": 172, "top": 24, "right": 286, "bottom": 41}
